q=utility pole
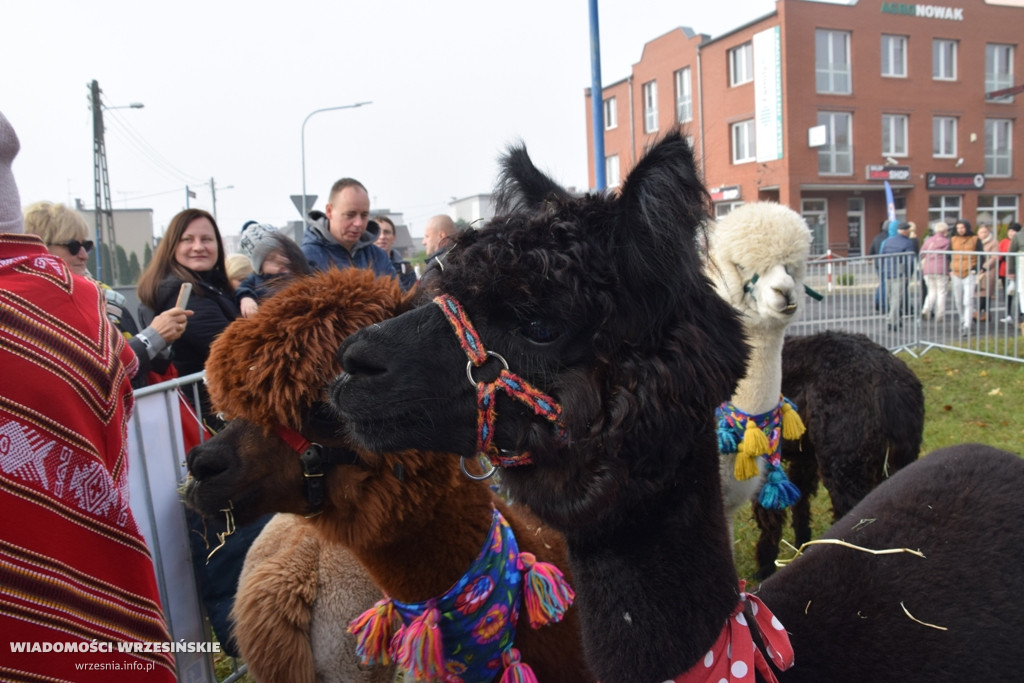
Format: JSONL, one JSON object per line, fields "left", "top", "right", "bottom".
{"left": 210, "top": 177, "right": 217, "bottom": 221}
{"left": 90, "top": 80, "right": 118, "bottom": 284}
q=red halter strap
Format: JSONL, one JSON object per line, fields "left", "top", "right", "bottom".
{"left": 434, "top": 294, "right": 565, "bottom": 468}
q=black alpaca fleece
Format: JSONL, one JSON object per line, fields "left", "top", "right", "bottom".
{"left": 333, "top": 131, "right": 1024, "bottom": 682}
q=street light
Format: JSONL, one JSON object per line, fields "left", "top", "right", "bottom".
{"left": 300, "top": 102, "right": 372, "bottom": 222}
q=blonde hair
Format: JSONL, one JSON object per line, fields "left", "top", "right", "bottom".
{"left": 225, "top": 253, "right": 254, "bottom": 282}
{"left": 23, "top": 201, "right": 89, "bottom": 245}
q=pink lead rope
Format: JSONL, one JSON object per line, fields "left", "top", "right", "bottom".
{"left": 434, "top": 294, "right": 565, "bottom": 468}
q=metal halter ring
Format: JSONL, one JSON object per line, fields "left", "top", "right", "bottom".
{"left": 465, "top": 350, "right": 509, "bottom": 386}
{"left": 460, "top": 455, "right": 497, "bottom": 481}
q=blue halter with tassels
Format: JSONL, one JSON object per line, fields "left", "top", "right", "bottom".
{"left": 716, "top": 396, "right": 805, "bottom": 510}
{"left": 348, "top": 507, "right": 574, "bottom": 683}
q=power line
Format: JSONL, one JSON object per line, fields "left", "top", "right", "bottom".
{"left": 104, "top": 109, "right": 205, "bottom": 185}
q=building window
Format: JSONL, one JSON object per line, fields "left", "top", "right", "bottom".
{"left": 731, "top": 119, "right": 756, "bottom": 164}
{"left": 985, "top": 119, "right": 1012, "bottom": 177}
{"left": 674, "top": 67, "right": 692, "bottom": 123}
{"left": 986, "top": 44, "right": 1014, "bottom": 101}
{"left": 817, "top": 111, "right": 852, "bottom": 175}
{"left": 603, "top": 97, "right": 617, "bottom": 130}
{"left": 729, "top": 43, "right": 754, "bottom": 86}
{"left": 715, "top": 201, "right": 744, "bottom": 219}
{"left": 881, "top": 114, "right": 908, "bottom": 157}
{"left": 929, "top": 195, "right": 962, "bottom": 226}
{"left": 643, "top": 80, "right": 658, "bottom": 133}
{"left": 881, "top": 35, "right": 907, "bottom": 78}
{"left": 933, "top": 39, "right": 957, "bottom": 81}
{"left": 977, "top": 195, "right": 1019, "bottom": 230}
{"left": 801, "top": 199, "right": 828, "bottom": 255}
{"left": 816, "top": 29, "right": 851, "bottom": 94}
{"left": 932, "top": 116, "right": 957, "bottom": 157}
{"left": 605, "top": 154, "right": 621, "bottom": 187}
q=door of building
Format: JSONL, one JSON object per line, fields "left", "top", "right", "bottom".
{"left": 847, "top": 198, "right": 864, "bottom": 256}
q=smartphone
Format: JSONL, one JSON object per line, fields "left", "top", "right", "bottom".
{"left": 176, "top": 283, "right": 193, "bottom": 310}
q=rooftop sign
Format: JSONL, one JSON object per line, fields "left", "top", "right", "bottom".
{"left": 880, "top": 3, "right": 964, "bottom": 20}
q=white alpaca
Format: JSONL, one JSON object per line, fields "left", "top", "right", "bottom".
{"left": 706, "top": 202, "right": 813, "bottom": 527}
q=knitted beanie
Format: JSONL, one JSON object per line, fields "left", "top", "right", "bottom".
{"left": 238, "top": 222, "right": 279, "bottom": 272}
{"left": 0, "top": 110, "right": 24, "bottom": 234}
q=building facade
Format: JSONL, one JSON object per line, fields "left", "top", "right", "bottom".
{"left": 585, "top": 0, "right": 1022, "bottom": 255}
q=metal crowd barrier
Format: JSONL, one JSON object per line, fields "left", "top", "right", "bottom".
{"left": 790, "top": 250, "right": 1023, "bottom": 363}
{"left": 127, "top": 372, "right": 247, "bottom": 683}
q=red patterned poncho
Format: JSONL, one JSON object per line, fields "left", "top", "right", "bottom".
{"left": 0, "top": 234, "right": 175, "bottom": 681}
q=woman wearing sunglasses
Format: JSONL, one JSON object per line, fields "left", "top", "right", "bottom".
{"left": 22, "top": 201, "right": 191, "bottom": 388}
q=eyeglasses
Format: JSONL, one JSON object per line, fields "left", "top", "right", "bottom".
{"left": 48, "top": 239, "right": 94, "bottom": 256}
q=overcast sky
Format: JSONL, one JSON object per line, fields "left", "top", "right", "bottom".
{"left": 2, "top": 0, "right": 780, "bottom": 239}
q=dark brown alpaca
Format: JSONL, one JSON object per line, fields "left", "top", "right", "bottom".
{"left": 331, "top": 132, "right": 1024, "bottom": 682}
{"left": 184, "top": 268, "right": 592, "bottom": 683}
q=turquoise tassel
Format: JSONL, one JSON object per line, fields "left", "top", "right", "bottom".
{"left": 517, "top": 552, "right": 575, "bottom": 629}
{"left": 758, "top": 464, "right": 801, "bottom": 510}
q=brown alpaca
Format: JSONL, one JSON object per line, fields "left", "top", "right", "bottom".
{"left": 184, "top": 268, "right": 592, "bottom": 683}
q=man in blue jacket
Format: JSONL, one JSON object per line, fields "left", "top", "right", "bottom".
{"left": 879, "top": 221, "right": 918, "bottom": 330}
{"left": 302, "top": 177, "right": 396, "bottom": 277}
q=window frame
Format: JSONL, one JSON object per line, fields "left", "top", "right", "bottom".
{"left": 986, "top": 43, "right": 1015, "bottom": 102}
{"left": 603, "top": 97, "right": 617, "bottom": 130}
{"left": 605, "top": 154, "right": 621, "bottom": 188}
{"left": 984, "top": 118, "right": 1013, "bottom": 177}
{"left": 674, "top": 67, "right": 692, "bottom": 123}
{"left": 817, "top": 111, "right": 853, "bottom": 175}
{"left": 642, "top": 80, "right": 658, "bottom": 134}
{"left": 882, "top": 113, "right": 909, "bottom": 157}
{"left": 932, "top": 116, "right": 958, "bottom": 158}
{"left": 881, "top": 34, "right": 908, "bottom": 78}
{"left": 932, "top": 38, "right": 957, "bottom": 81}
{"left": 731, "top": 119, "right": 756, "bottom": 164}
{"left": 816, "top": 29, "right": 852, "bottom": 94}
{"left": 729, "top": 43, "right": 754, "bottom": 87}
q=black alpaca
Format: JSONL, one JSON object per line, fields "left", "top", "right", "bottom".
{"left": 752, "top": 330, "right": 925, "bottom": 578}
{"left": 332, "top": 131, "right": 1024, "bottom": 683}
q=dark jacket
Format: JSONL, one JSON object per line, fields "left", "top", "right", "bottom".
{"left": 235, "top": 271, "right": 291, "bottom": 305}
{"left": 880, "top": 233, "right": 918, "bottom": 277}
{"left": 389, "top": 249, "right": 418, "bottom": 291}
{"left": 151, "top": 271, "right": 239, "bottom": 378}
{"left": 301, "top": 211, "right": 396, "bottom": 277}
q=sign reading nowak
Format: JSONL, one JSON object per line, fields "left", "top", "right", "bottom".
{"left": 881, "top": 3, "right": 965, "bottom": 20}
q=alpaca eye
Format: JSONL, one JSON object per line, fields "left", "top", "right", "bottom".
{"left": 522, "top": 320, "right": 560, "bottom": 344}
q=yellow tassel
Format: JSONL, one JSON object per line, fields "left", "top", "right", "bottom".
{"left": 781, "top": 402, "right": 806, "bottom": 440}
{"left": 734, "top": 450, "right": 761, "bottom": 481}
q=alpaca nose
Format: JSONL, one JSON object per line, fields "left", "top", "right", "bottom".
{"left": 187, "top": 441, "right": 229, "bottom": 481}
{"left": 337, "top": 330, "right": 389, "bottom": 378}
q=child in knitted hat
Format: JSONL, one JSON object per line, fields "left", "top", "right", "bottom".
{"left": 235, "top": 229, "right": 311, "bottom": 317}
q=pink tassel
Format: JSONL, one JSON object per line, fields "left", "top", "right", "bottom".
{"left": 500, "top": 647, "right": 539, "bottom": 683}
{"left": 348, "top": 598, "right": 399, "bottom": 666}
{"left": 517, "top": 552, "right": 575, "bottom": 629}
{"left": 391, "top": 602, "right": 445, "bottom": 680}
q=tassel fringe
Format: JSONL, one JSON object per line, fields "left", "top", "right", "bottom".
{"left": 348, "top": 598, "right": 400, "bottom": 666}
{"left": 734, "top": 418, "right": 768, "bottom": 480}
{"left": 392, "top": 602, "right": 445, "bottom": 680}
{"left": 758, "top": 464, "right": 801, "bottom": 510}
{"left": 500, "top": 647, "right": 539, "bottom": 683}
{"left": 781, "top": 400, "right": 806, "bottom": 440}
{"left": 517, "top": 552, "right": 575, "bottom": 629}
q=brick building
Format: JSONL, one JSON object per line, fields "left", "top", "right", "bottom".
{"left": 585, "top": 0, "right": 1022, "bottom": 255}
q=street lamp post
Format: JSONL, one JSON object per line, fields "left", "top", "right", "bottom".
{"left": 300, "top": 102, "right": 371, "bottom": 222}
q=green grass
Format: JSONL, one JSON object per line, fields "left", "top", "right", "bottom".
{"left": 732, "top": 350, "right": 1024, "bottom": 583}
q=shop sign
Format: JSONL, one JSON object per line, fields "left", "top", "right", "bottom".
{"left": 881, "top": 3, "right": 964, "bottom": 20}
{"left": 925, "top": 172, "right": 985, "bottom": 190}
{"left": 709, "top": 185, "right": 741, "bottom": 202}
{"left": 866, "top": 165, "right": 910, "bottom": 181}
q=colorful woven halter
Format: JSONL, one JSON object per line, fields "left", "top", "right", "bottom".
{"left": 672, "top": 582, "right": 794, "bottom": 683}
{"left": 434, "top": 294, "right": 565, "bottom": 474}
{"left": 716, "top": 396, "right": 805, "bottom": 510}
{"left": 348, "top": 508, "right": 575, "bottom": 683}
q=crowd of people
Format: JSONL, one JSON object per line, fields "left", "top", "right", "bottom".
{"left": 871, "top": 218, "right": 1023, "bottom": 336}
{"left": 0, "top": 108, "right": 461, "bottom": 680}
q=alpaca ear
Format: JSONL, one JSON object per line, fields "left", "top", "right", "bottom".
{"left": 495, "top": 143, "right": 571, "bottom": 215}
{"left": 611, "top": 131, "right": 710, "bottom": 314}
